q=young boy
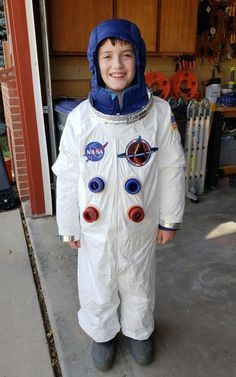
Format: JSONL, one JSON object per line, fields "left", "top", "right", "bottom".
{"left": 52, "top": 19, "right": 185, "bottom": 371}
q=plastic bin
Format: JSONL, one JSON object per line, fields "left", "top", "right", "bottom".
{"left": 219, "top": 132, "right": 236, "bottom": 166}
{"left": 0, "top": 144, "right": 15, "bottom": 210}
{"left": 0, "top": 123, "right": 6, "bottom": 136}
{"left": 54, "top": 98, "right": 84, "bottom": 145}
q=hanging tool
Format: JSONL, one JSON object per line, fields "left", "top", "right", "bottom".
{"left": 175, "top": 54, "right": 196, "bottom": 71}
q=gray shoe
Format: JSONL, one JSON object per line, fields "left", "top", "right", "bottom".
{"left": 129, "top": 336, "right": 154, "bottom": 365}
{"left": 91, "top": 339, "right": 115, "bottom": 371}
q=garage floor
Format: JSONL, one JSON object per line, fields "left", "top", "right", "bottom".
{"left": 25, "top": 184, "right": 236, "bottom": 377}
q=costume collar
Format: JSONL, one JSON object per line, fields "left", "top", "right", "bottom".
{"left": 89, "top": 90, "right": 153, "bottom": 124}
{"left": 89, "top": 82, "right": 149, "bottom": 115}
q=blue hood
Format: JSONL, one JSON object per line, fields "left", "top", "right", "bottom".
{"left": 87, "top": 19, "right": 148, "bottom": 115}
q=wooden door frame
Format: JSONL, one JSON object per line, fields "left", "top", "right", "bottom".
{"left": 5, "top": 0, "right": 49, "bottom": 215}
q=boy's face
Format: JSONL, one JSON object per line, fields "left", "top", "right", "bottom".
{"left": 98, "top": 39, "right": 136, "bottom": 95}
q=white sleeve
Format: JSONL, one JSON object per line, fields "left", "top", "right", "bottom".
{"left": 158, "top": 110, "right": 186, "bottom": 229}
{"left": 52, "top": 116, "right": 81, "bottom": 241}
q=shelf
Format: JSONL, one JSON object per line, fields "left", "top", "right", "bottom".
{"left": 216, "top": 106, "right": 236, "bottom": 117}
{"left": 216, "top": 106, "right": 236, "bottom": 112}
{"left": 219, "top": 165, "right": 236, "bottom": 175}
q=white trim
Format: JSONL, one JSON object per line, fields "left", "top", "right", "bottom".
{"left": 24, "top": 0, "right": 52, "bottom": 215}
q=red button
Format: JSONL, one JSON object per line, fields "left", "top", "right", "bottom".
{"left": 128, "top": 206, "right": 145, "bottom": 223}
{"left": 83, "top": 206, "right": 99, "bottom": 223}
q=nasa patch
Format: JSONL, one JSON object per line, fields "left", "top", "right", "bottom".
{"left": 84, "top": 141, "right": 108, "bottom": 162}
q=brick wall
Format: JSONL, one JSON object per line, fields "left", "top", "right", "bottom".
{"left": 1, "top": 79, "right": 30, "bottom": 200}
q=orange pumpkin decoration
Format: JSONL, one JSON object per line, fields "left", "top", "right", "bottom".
{"left": 170, "top": 71, "right": 198, "bottom": 100}
{"left": 145, "top": 71, "right": 170, "bottom": 99}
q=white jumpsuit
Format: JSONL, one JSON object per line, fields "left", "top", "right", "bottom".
{"left": 52, "top": 94, "right": 185, "bottom": 342}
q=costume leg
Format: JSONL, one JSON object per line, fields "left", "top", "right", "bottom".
{"left": 118, "top": 230, "right": 156, "bottom": 340}
{"left": 77, "top": 231, "right": 120, "bottom": 342}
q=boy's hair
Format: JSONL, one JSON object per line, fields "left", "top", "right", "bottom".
{"left": 98, "top": 37, "right": 130, "bottom": 49}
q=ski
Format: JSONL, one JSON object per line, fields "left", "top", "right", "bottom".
{"left": 184, "top": 98, "right": 211, "bottom": 201}
{"left": 185, "top": 99, "right": 199, "bottom": 201}
{"left": 198, "top": 99, "right": 211, "bottom": 195}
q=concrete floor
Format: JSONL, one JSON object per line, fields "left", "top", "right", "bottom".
{"left": 0, "top": 209, "right": 54, "bottom": 377}
{"left": 25, "top": 185, "right": 236, "bottom": 377}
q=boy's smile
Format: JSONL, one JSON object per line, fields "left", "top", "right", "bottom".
{"left": 98, "top": 39, "right": 136, "bottom": 95}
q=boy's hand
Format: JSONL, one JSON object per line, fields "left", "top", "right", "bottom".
{"left": 156, "top": 229, "right": 176, "bottom": 245}
{"left": 68, "top": 240, "right": 81, "bottom": 249}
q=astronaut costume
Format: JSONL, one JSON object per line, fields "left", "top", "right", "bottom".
{"left": 52, "top": 19, "right": 185, "bottom": 343}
